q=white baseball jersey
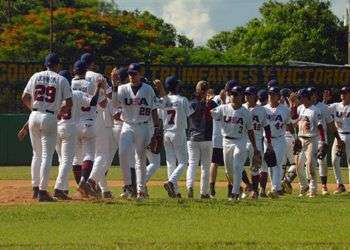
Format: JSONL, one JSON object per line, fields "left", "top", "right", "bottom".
{"left": 330, "top": 102, "right": 350, "bottom": 133}
{"left": 57, "top": 90, "right": 92, "bottom": 126}
{"left": 113, "top": 83, "right": 156, "bottom": 124}
{"left": 211, "top": 104, "right": 253, "bottom": 138}
{"left": 160, "top": 94, "right": 193, "bottom": 133}
{"left": 315, "top": 101, "right": 333, "bottom": 141}
{"left": 71, "top": 78, "right": 97, "bottom": 122}
{"left": 243, "top": 103, "right": 268, "bottom": 139}
{"left": 23, "top": 70, "right": 72, "bottom": 113}
{"left": 264, "top": 104, "right": 291, "bottom": 137}
{"left": 297, "top": 104, "right": 322, "bottom": 137}
{"left": 212, "top": 95, "right": 226, "bottom": 148}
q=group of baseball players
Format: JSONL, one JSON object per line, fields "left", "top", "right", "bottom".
{"left": 19, "top": 52, "right": 350, "bottom": 202}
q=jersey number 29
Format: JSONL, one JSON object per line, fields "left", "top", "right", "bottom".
{"left": 34, "top": 85, "right": 56, "bottom": 103}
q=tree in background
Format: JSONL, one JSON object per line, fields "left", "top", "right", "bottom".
{"left": 207, "top": 0, "right": 346, "bottom": 64}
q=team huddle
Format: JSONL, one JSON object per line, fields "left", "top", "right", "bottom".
{"left": 19, "top": 52, "right": 350, "bottom": 202}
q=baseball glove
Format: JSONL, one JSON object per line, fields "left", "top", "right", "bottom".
{"left": 264, "top": 148, "right": 277, "bottom": 168}
{"left": 293, "top": 139, "right": 302, "bottom": 155}
{"left": 317, "top": 143, "right": 328, "bottom": 160}
{"left": 147, "top": 128, "right": 163, "bottom": 154}
{"left": 251, "top": 151, "right": 262, "bottom": 172}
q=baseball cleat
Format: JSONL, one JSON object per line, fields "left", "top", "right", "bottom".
{"left": 53, "top": 189, "right": 72, "bottom": 200}
{"left": 144, "top": 186, "right": 149, "bottom": 198}
{"left": 163, "top": 181, "right": 176, "bottom": 198}
{"left": 32, "top": 186, "right": 39, "bottom": 199}
{"left": 282, "top": 180, "right": 293, "bottom": 194}
{"left": 333, "top": 184, "right": 346, "bottom": 194}
{"left": 136, "top": 192, "right": 146, "bottom": 201}
{"left": 200, "top": 194, "right": 210, "bottom": 199}
{"left": 240, "top": 192, "right": 248, "bottom": 199}
{"left": 321, "top": 186, "right": 329, "bottom": 196}
{"left": 228, "top": 193, "right": 240, "bottom": 202}
{"left": 120, "top": 185, "right": 135, "bottom": 199}
{"left": 38, "top": 190, "right": 57, "bottom": 202}
{"left": 102, "top": 191, "right": 113, "bottom": 199}
{"left": 187, "top": 187, "right": 194, "bottom": 198}
{"left": 308, "top": 191, "right": 316, "bottom": 198}
{"left": 267, "top": 190, "right": 279, "bottom": 199}
{"left": 209, "top": 194, "right": 216, "bottom": 199}
{"left": 298, "top": 187, "right": 309, "bottom": 197}
{"left": 259, "top": 189, "right": 268, "bottom": 198}
{"left": 250, "top": 191, "right": 259, "bottom": 199}
{"left": 176, "top": 193, "right": 182, "bottom": 198}
{"left": 277, "top": 190, "right": 285, "bottom": 196}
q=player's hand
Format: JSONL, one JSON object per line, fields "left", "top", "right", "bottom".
{"left": 111, "top": 68, "right": 120, "bottom": 87}
{"left": 99, "top": 98, "right": 107, "bottom": 109}
{"left": 96, "top": 77, "right": 106, "bottom": 89}
{"left": 153, "top": 79, "right": 163, "bottom": 90}
{"left": 288, "top": 92, "right": 299, "bottom": 107}
{"left": 17, "top": 127, "right": 28, "bottom": 141}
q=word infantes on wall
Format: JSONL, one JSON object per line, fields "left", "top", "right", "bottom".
{"left": 1, "top": 62, "right": 350, "bottom": 86}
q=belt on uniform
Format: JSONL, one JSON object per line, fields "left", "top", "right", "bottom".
{"left": 225, "top": 136, "right": 239, "bottom": 140}
{"left": 32, "top": 108, "right": 54, "bottom": 114}
{"left": 126, "top": 121, "right": 148, "bottom": 125}
{"left": 340, "top": 132, "right": 350, "bottom": 134}
{"left": 271, "top": 135, "right": 283, "bottom": 139}
{"left": 299, "top": 136, "right": 313, "bottom": 139}
{"left": 86, "top": 119, "right": 94, "bottom": 121}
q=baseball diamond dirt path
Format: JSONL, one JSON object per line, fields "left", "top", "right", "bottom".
{"left": 0, "top": 180, "right": 344, "bottom": 204}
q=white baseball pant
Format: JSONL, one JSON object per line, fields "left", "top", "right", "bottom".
{"left": 145, "top": 150, "right": 161, "bottom": 182}
{"left": 186, "top": 140, "right": 213, "bottom": 195}
{"left": 73, "top": 121, "right": 96, "bottom": 165}
{"left": 28, "top": 111, "right": 57, "bottom": 190}
{"left": 54, "top": 124, "right": 77, "bottom": 191}
{"left": 264, "top": 136, "right": 287, "bottom": 192}
{"left": 223, "top": 137, "right": 247, "bottom": 195}
{"left": 164, "top": 131, "right": 188, "bottom": 193}
{"left": 332, "top": 133, "right": 350, "bottom": 185}
{"left": 246, "top": 136, "right": 263, "bottom": 175}
{"left": 119, "top": 122, "right": 151, "bottom": 193}
{"left": 296, "top": 137, "right": 318, "bottom": 193}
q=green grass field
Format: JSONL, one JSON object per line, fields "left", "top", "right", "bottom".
{"left": 0, "top": 166, "right": 350, "bottom": 249}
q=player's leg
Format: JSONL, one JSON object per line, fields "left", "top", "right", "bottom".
{"left": 268, "top": 137, "right": 286, "bottom": 197}
{"left": 331, "top": 138, "right": 346, "bottom": 193}
{"left": 186, "top": 140, "right": 200, "bottom": 198}
{"left": 318, "top": 156, "right": 329, "bottom": 195}
{"left": 223, "top": 142, "right": 234, "bottom": 199}
{"left": 163, "top": 134, "right": 177, "bottom": 197}
{"left": 199, "top": 141, "right": 213, "bottom": 198}
{"left": 210, "top": 147, "right": 223, "bottom": 198}
{"left": 134, "top": 124, "right": 151, "bottom": 199}
{"left": 28, "top": 114, "right": 42, "bottom": 199}
{"left": 230, "top": 140, "right": 247, "bottom": 201}
{"left": 145, "top": 149, "right": 161, "bottom": 183}
{"left": 296, "top": 139, "right": 309, "bottom": 196}
{"left": 38, "top": 116, "right": 58, "bottom": 201}
{"left": 80, "top": 125, "right": 96, "bottom": 183}
{"left": 118, "top": 124, "right": 135, "bottom": 195}
{"left": 72, "top": 134, "right": 83, "bottom": 185}
{"left": 249, "top": 141, "right": 260, "bottom": 198}
{"left": 54, "top": 126, "right": 76, "bottom": 199}
{"left": 305, "top": 138, "right": 318, "bottom": 197}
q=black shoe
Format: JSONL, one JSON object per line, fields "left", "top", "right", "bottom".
{"left": 63, "top": 190, "right": 69, "bottom": 195}
{"left": 210, "top": 183, "right": 216, "bottom": 197}
{"left": 163, "top": 181, "right": 176, "bottom": 198}
{"left": 32, "top": 187, "right": 39, "bottom": 199}
{"left": 200, "top": 194, "right": 210, "bottom": 199}
{"left": 176, "top": 193, "right": 182, "bottom": 198}
{"left": 102, "top": 191, "right": 113, "bottom": 199}
{"left": 277, "top": 190, "right": 284, "bottom": 196}
{"left": 53, "top": 189, "right": 72, "bottom": 200}
{"left": 227, "top": 184, "right": 233, "bottom": 198}
{"left": 38, "top": 190, "right": 57, "bottom": 202}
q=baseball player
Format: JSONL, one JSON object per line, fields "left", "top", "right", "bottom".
{"left": 112, "top": 63, "right": 161, "bottom": 200}
{"left": 211, "top": 86, "right": 260, "bottom": 202}
{"left": 54, "top": 70, "right": 102, "bottom": 200}
{"left": 329, "top": 86, "right": 350, "bottom": 194}
{"left": 210, "top": 89, "right": 226, "bottom": 198}
{"left": 71, "top": 60, "right": 98, "bottom": 187}
{"left": 293, "top": 89, "right": 326, "bottom": 197}
{"left": 186, "top": 80, "right": 217, "bottom": 199}
{"left": 243, "top": 86, "right": 273, "bottom": 198}
{"left": 22, "top": 53, "right": 72, "bottom": 202}
{"left": 152, "top": 76, "right": 193, "bottom": 198}
{"left": 264, "top": 86, "right": 297, "bottom": 198}
{"left": 257, "top": 89, "right": 268, "bottom": 106}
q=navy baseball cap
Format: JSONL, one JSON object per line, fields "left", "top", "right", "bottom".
{"left": 58, "top": 70, "right": 72, "bottom": 84}
{"left": 244, "top": 86, "right": 257, "bottom": 95}
{"left": 341, "top": 86, "right": 350, "bottom": 93}
{"left": 258, "top": 89, "right": 268, "bottom": 99}
{"left": 128, "top": 63, "right": 141, "bottom": 74}
{"left": 225, "top": 80, "right": 238, "bottom": 91}
{"left": 267, "top": 79, "right": 278, "bottom": 87}
{"left": 165, "top": 75, "right": 179, "bottom": 89}
{"left": 80, "top": 53, "right": 95, "bottom": 65}
{"left": 280, "top": 88, "right": 291, "bottom": 98}
{"left": 117, "top": 67, "right": 128, "bottom": 81}
{"left": 230, "top": 85, "right": 244, "bottom": 94}
{"left": 307, "top": 87, "right": 317, "bottom": 95}
{"left": 44, "top": 53, "right": 60, "bottom": 66}
{"left": 73, "top": 60, "right": 87, "bottom": 72}
{"left": 268, "top": 86, "right": 280, "bottom": 95}
{"left": 298, "top": 88, "right": 310, "bottom": 97}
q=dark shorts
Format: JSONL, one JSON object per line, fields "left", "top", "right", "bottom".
{"left": 212, "top": 147, "right": 224, "bottom": 165}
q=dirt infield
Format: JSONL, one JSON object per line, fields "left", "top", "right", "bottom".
{"left": 0, "top": 180, "right": 344, "bottom": 204}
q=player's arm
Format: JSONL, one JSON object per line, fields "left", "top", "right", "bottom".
{"left": 263, "top": 125, "right": 273, "bottom": 151}
{"left": 153, "top": 79, "right": 166, "bottom": 98}
{"left": 22, "top": 74, "right": 36, "bottom": 111}
{"left": 111, "top": 68, "right": 121, "bottom": 106}
{"left": 17, "top": 121, "right": 29, "bottom": 141}
{"left": 21, "top": 93, "right": 32, "bottom": 111}
{"left": 90, "top": 79, "right": 105, "bottom": 107}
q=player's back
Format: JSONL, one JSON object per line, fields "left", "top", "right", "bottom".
{"left": 71, "top": 78, "right": 96, "bottom": 121}
{"left": 26, "top": 70, "right": 70, "bottom": 113}
{"left": 162, "top": 94, "right": 190, "bottom": 133}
